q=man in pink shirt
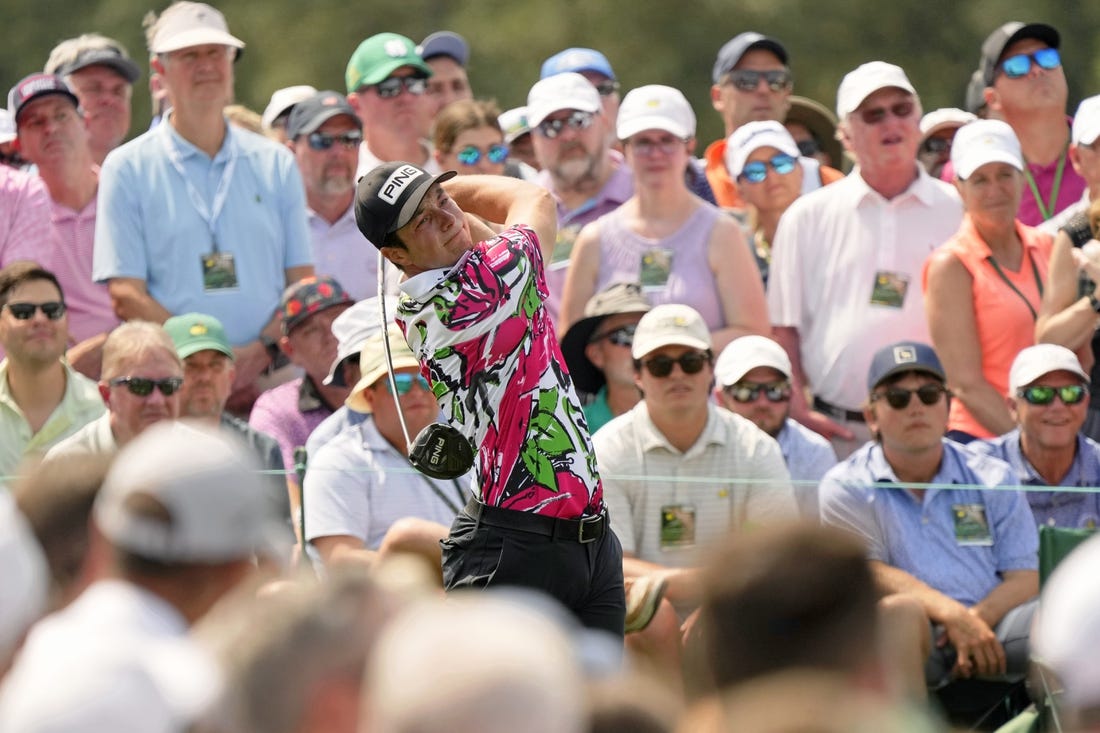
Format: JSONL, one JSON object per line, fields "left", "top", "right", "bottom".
{"left": 7, "top": 73, "right": 119, "bottom": 377}
{"left": 0, "top": 166, "right": 51, "bottom": 263}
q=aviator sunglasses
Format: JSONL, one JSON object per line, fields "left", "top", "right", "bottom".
{"left": 307, "top": 130, "right": 362, "bottom": 151}
{"left": 536, "top": 111, "right": 595, "bottom": 139}
{"left": 1016, "top": 384, "right": 1088, "bottom": 406}
{"left": 726, "top": 69, "right": 793, "bottom": 93}
{"left": 109, "top": 376, "right": 184, "bottom": 397}
{"left": 4, "top": 301, "right": 66, "bottom": 320}
{"left": 455, "top": 143, "right": 509, "bottom": 166}
{"left": 383, "top": 373, "right": 431, "bottom": 395}
{"left": 740, "top": 154, "right": 797, "bottom": 183}
{"left": 638, "top": 351, "right": 710, "bottom": 378}
{"left": 871, "top": 383, "right": 948, "bottom": 410}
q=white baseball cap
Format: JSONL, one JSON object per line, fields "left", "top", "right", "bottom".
{"left": 919, "top": 107, "right": 977, "bottom": 140}
{"left": 836, "top": 61, "right": 916, "bottom": 120}
{"left": 616, "top": 84, "right": 696, "bottom": 140}
{"left": 324, "top": 295, "right": 400, "bottom": 387}
{"left": 1008, "top": 343, "right": 1089, "bottom": 394}
{"left": 499, "top": 106, "right": 531, "bottom": 144}
{"left": 951, "top": 118, "right": 1023, "bottom": 180}
{"left": 631, "top": 304, "right": 711, "bottom": 360}
{"left": 724, "top": 120, "right": 801, "bottom": 179}
{"left": 149, "top": 2, "right": 245, "bottom": 56}
{"left": 714, "top": 335, "right": 792, "bottom": 387}
{"left": 261, "top": 85, "right": 317, "bottom": 131}
{"left": 526, "top": 72, "right": 601, "bottom": 129}
{"left": 0, "top": 108, "right": 15, "bottom": 145}
{"left": 1072, "top": 95, "right": 1100, "bottom": 147}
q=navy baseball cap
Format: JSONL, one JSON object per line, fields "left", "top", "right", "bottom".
{"left": 7, "top": 73, "right": 79, "bottom": 123}
{"left": 867, "top": 342, "right": 945, "bottom": 391}
{"left": 418, "top": 31, "right": 469, "bottom": 66}
{"left": 286, "top": 90, "right": 361, "bottom": 139}
{"left": 712, "top": 32, "right": 789, "bottom": 84}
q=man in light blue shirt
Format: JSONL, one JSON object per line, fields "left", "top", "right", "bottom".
{"left": 93, "top": 2, "right": 313, "bottom": 406}
{"left": 820, "top": 341, "right": 1038, "bottom": 687}
{"left": 714, "top": 334, "right": 836, "bottom": 518}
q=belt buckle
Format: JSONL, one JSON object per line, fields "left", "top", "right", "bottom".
{"left": 577, "top": 514, "right": 602, "bottom": 543}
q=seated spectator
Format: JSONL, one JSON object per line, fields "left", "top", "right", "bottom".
{"left": 432, "top": 99, "right": 509, "bottom": 176}
{"left": 47, "top": 320, "right": 182, "bottom": 458}
{"left": 0, "top": 262, "right": 104, "bottom": 478}
{"left": 917, "top": 108, "right": 976, "bottom": 179}
{"left": 249, "top": 276, "right": 352, "bottom": 525}
{"left": 304, "top": 324, "right": 470, "bottom": 564}
{"left": 714, "top": 335, "right": 836, "bottom": 518}
{"left": 973, "top": 344, "right": 1100, "bottom": 528}
{"left": 560, "top": 84, "right": 769, "bottom": 352}
{"left": 559, "top": 282, "right": 651, "bottom": 434}
{"left": 820, "top": 341, "right": 1039, "bottom": 687}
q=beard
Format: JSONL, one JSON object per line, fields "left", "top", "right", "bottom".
{"left": 550, "top": 145, "right": 599, "bottom": 188}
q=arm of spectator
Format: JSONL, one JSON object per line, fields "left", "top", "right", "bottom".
{"left": 106, "top": 277, "right": 172, "bottom": 323}
{"left": 558, "top": 221, "right": 602, "bottom": 336}
{"left": 923, "top": 249, "right": 1014, "bottom": 436}
{"left": 622, "top": 554, "right": 701, "bottom": 607}
{"left": 970, "top": 569, "right": 1038, "bottom": 631}
{"left": 443, "top": 174, "right": 557, "bottom": 261}
{"left": 1036, "top": 230, "right": 1100, "bottom": 364}
{"left": 708, "top": 215, "right": 769, "bottom": 353}
{"left": 66, "top": 332, "right": 110, "bottom": 381}
{"left": 870, "top": 560, "right": 1003, "bottom": 678}
{"left": 311, "top": 535, "right": 378, "bottom": 568}
{"left": 772, "top": 325, "right": 852, "bottom": 440}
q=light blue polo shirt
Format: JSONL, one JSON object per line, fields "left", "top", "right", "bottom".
{"left": 93, "top": 117, "right": 312, "bottom": 345}
{"left": 820, "top": 439, "right": 1038, "bottom": 607}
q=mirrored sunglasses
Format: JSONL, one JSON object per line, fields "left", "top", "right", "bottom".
{"left": 1016, "top": 384, "right": 1088, "bottom": 406}
{"left": 999, "top": 48, "right": 1061, "bottom": 80}
{"left": 536, "top": 111, "right": 595, "bottom": 139}
{"left": 372, "top": 75, "right": 428, "bottom": 98}
{"left": 307, "top": 130, "right": 362, "bottom": 151}
{"left": 739, "top": 154, "right": 798, "bottom": 183}
{"left": 639, "top": 351, "right": 710, "bottom": 378}
{"left": 5, "top": 301, "right": 66, "bottom": 320}
{"left": 589, "top": 324, "right": 636, "bottom": 347}
{"left": 872, "top": 383, "right": 948, "bottom": 410}
{"left": 109, "top": 376, "right": 184, "bottom": 397}
{"left": 456, "top": 143, "right": 509, "bottom": 166}
{"left": 594, "top": 80, "right": 621, "bottom": 97}
{"left": 726, "top": 69, "right": 793, "bottom": 93}
{"left": 726, "top": 381, "right": 792, "bottom": 403}
{"left": 384, "top": 373, "right": 431, "bottom": 395}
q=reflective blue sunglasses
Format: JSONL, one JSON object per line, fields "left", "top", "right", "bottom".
{"left": 999, "top": 48, "right": 1060, "bottom": 79}
{"left": 385, "top": 373, "right": 431, "bottom": 395}
{"left": 739, "top": 154, "right": 797, "bottom": 183}
{"left": 456, "top": 143, "right": 508, "bottom": 166}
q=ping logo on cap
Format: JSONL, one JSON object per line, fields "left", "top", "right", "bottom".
{"left": 379, "top": 165, "right": 422, "bottom": 205}
{"left": 893, "top": 345, "right": 917, "bottom": 364}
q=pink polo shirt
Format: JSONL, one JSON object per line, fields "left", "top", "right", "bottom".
{"left": 0, "top": 166, "right": 52, "bottom": 265}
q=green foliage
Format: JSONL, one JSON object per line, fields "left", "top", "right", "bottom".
{"left": 1, "top": 0, "right": 1097, "bottom": 147}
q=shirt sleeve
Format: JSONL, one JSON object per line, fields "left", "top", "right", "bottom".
{"left": 740, "top": 432, "right": 799, "bottom": 526}
{"left": 0, "top": 170, "right": 52, "bottom": 265}
{"left": 302, "top": 438, "right": 371, "bottom": 544}
{"left": 766, "top": 199, "right": 806, "bottom": 329}
{"left": 592, "top": 426, "right": 637, "bottom": 555}
{"left": 988, "top": 487, "right": 1040, "bottom": 572}
{"left": 819, "top": 467, "right": 888, "bottom": 561}
{"left": 275, "top": 146, "right": 313, "bottom": 269}
{"left": 93, "top": 153, "right": 149, "bottom": 282}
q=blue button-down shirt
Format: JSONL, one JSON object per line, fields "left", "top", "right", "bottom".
{"left": 974, "top": 428, "right": 1100, "bottom": 529}
{"left": 820, "top": 439, "right": 1038, "bottom": 607}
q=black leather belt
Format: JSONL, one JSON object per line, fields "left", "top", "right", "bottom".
{"left": 464, "top": 498, "right": 606, "bottom": 543}
{"left": 813, "top": 396, "right": 865, "bottom": 423}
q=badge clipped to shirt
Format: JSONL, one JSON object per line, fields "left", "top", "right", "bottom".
{"left": 201, "top": 251, "right": 239, "bottom": 292}
{"left": 660, "top": 504, "right": 696, "bottom": 550}
{"left": 548, "top": 224, "right": 581, "bottom": 270}
{"left": 952, "top": 503, "right": 993, "bottom": 546}
{"left": 869, "top": 270, "right": 909, "bottom": 308}
{"left": 640, "top": 248, "right": 674, "bottom": 289}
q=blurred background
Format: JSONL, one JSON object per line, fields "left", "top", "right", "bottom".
{"left": 3, "top": 0, "right": 1099, "bottom": 146}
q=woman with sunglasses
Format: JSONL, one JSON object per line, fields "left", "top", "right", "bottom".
{"left": 432, "top": 99, "right": 510, "bottom": 177}
{"left": 923, "top": 119, "right": 1054, "bottom": 443}
{"left": 559, "top": 85, "right": 768, "bottom": 353}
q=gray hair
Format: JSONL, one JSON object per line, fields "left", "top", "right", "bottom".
{"left": 44, "top": 33, "right": 133, "bottom": 78}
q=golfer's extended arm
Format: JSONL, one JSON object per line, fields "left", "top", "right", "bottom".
{"left": 443, "top": 175, "right": 557, "bottom": 260}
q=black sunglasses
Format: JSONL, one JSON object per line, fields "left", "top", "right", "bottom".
{"left": 5, "top": 301, "right": 66, "bottom": 320}
{"left": 638, "top": 351, "right": 711, "bottom": 378}
{"left": 594, "top": 80, "right": 620, "bottom": 97}
{"left": 306, "top": 130, "right": 362, "bottom": 151}
{"left": 370, "top": 75, "right": 428, "bottom": 99}
{"left": 725, "top": 69, "right": 793, "bottom": 93}
{"left": 726, "top": 380, "right": 792, "bottom": 404}
{"left": 1016, "top": 384, "right": 1088, "bottom": 406}
{"left": 858, "top": 100, "right": 915, "bottom": 125}
{"left": 871, "top": 383, "right": 948, "bottom": 410}
{"left": 109, "top": 376, "right": 184, "bottom": 397}
{"left": 589, "top": 324, "right": 636, "bottom": 347}
{"left": 795, "top": 139, "right": 820, "bottom": 157}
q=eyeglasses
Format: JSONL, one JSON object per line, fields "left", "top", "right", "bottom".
{"left": 4, "top": 301, "right": 67, "bottom": 320}
{"left": 795, "top": 139, "right": 820, "bottom": 157}
{"left": 594, "top": 80, "right": 620, "bottom": 97}
{"left": 920, "top": 137, "right": 951, "bottom": 155}
{"left": 999, "top": 48, "right": 1061, "bottom": 80}
{"left": 1016, "top": 384, "right": 1088, "bottom": 406}
{"left": 306, "top": 130, "right": 362, "bottom": 151}
{"left": 628, "top": 136, "right": 686, "bottom": 157}
{"left": 725, "top": 69, "right": 793, "bottom": 93}
{"left": 871, "top": 383, "right": 948, "bottom": 410}
{"left": 589, "top": 324, "right": 636, "bottom": 347}
{"left": 638, "top": 351, "right": 710, "bottom": 378}
{"left": 455, "top": 143, "right": 509, "bottom": 166}
{"left": 858, "top": 100, "right": 915, "bottom": 125}
{"left": 536, "top": 111, "right": 595, "bottom": 139}
{"left": 369, "top": 75, "right": 428, "bottom": 99}
{"left": 726, "top": 380, "right": 792, "bottom": 403}
{"left": 739, "top": 154, "right": 798, "bottom": 183}
{"left": 109, "top": 376, "right": 184, "bottom": 397}
{"left": 384, "top": 373, "right": 431, "bottom": 395}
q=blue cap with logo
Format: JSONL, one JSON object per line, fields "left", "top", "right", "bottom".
{"left": 867, "top": 341, "right": 945, "bottom": 391}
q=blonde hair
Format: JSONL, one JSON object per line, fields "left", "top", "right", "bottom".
{"left": 101, "top": 321, "right": 182, "bottom": 381}
{"left": 432, "top": 99, "right": 502, "bottom": 153}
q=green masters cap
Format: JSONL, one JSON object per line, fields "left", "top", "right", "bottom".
{"left": 164, "top": 313, "right": 234, "bottom": 360}
{"left": 345, "top": 32, "right": 432, "bottom": 94}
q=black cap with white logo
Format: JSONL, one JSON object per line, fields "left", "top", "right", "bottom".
{"left": 354, "top": 161, "right": 456, "bottom": 248}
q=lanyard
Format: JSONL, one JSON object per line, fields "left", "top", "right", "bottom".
{"left": 986, "top": 249, "right": 1044, "bottom": 321}
{"left": 1022, "top": 147, "right": 1067, "bottom": 222}
{"left": 161, "top": 121, "right": 238, "bottom": 251}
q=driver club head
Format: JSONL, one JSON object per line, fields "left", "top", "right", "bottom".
{"left": 408, "top": 422, "right": 476, "bottom": 480}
